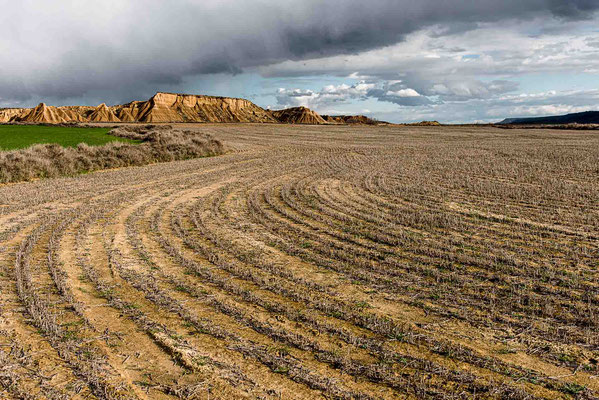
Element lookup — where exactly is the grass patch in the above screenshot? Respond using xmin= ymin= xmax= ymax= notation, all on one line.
xmin=0 ymin=125 xmax=138 ymax=150
xmin=0 ymin=125 xmax=223 ymax=184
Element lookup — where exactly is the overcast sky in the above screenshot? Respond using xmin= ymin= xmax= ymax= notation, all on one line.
xmin=1 ymin=0 xmax=598 ymax=123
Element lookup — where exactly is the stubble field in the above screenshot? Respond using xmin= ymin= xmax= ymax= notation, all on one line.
xmin=0 ymin=124 xmax=597 ymax=399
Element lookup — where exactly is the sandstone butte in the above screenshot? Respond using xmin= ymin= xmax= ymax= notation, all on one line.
xmin=0 ymin=92 xmax=384 ymax=125
xmin=272 ymin=106 xmax=327 ymax=125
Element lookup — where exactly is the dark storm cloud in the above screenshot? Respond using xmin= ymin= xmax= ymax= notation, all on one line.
xmin=0 ymin=0 xmax=598 ymax=105
xmin=547 ymin=0 xmax=599 ymax=18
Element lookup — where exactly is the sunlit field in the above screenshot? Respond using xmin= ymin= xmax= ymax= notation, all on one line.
xmin=0 ymin=124 xmax=597 ymax=399
xmin=0 ymin=124 xmax=136 ymax=150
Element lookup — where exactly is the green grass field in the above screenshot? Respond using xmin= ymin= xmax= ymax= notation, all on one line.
xmin=0 ymin=125 xmax=138 ymax=150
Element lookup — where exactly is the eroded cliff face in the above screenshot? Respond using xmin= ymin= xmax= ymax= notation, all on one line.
xmin=16 ymin=103 xmax=92 ymax=123
xmin=89 ymin=103 xmax=120 ymax=122
xmin=133 ymin=92 xmax=278 ymax=123
xmin=0 ymin=108 xmax=27 ymax=123
xmin=273 ymin=108 xmax=384 ymax=125
xmin=0 ymin=92 xmax=384 ymax=125
xmin=0 ymin=92 xmax=280 ymax=124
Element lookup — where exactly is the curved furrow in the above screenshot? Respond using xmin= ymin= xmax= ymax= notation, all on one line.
xmin=171 ymin=178 xmax=579 ymax=398
xmin=1 ymin=125 xmax=597 ymax=399
xmin=246 ymin=175 xmax=599 ymax=354
xmin=69 ymin=176 xmax=284 ymax=399
xmin=112 ymin=181 xmax=389 ymax=399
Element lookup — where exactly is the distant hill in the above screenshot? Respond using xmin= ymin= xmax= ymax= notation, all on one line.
xmin=405 ymin=121 xmax=441 ymax=126
xmin=272 ymin=106 xmax=327 ymax=124
xmin=500 ymin=111 xmax=599 ymax=125
xmin=321 ymin=115 xmax=382 ymax=125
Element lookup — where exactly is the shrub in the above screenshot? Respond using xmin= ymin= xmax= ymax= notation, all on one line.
xmin=0 ymin=126 xmax=224 ymax=183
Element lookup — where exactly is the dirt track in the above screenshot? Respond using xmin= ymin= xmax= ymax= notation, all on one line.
xmin=0 ymin=124 xmax=598 ymax=399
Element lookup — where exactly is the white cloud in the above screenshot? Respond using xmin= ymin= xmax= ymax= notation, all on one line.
xmin=505 ymin=104 xmax=591 ymax=116
xmin=1 ymin=0 xmax=597 ymax=122
xmin=259 ymin=13 xmax=599 ymax=121
xmin=275 ymin=81 xmax=377 ymax=110
xmin=401 ymin=89 xmax=599 ymax=123
xmin=386 ymin=89 xmax=420 ymax=97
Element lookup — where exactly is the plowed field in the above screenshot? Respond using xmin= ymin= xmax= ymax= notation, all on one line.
xmin=0 ymin=124 xmax=597 ymax=399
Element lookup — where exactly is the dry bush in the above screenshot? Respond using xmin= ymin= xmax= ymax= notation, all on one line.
xmin=0 ymin=126 xmax=224 ymax=183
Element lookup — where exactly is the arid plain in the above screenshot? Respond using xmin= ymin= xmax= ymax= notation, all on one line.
xmin=0 ymin=124 xmax=598 ymax=399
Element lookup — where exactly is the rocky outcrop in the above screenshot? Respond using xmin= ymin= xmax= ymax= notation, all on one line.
xmin=1 ymin=92 xmax=280 ymax=124
xmin=130 ymin=92 xmax=278 ymax=123
xmin=322 ymin=115 xmax=381 ymax=125
xmin=89 ymin=103 xmax=120 ymax=122
xmin=16 ymin=103 xmax=91 ymax=123
xmin=0 ymin=108 xmax=27 ymax=123
xmin=407 ymin=121 xmax=441 ymax=126
xmin=271 ymin=106 xmax=327 ymax=125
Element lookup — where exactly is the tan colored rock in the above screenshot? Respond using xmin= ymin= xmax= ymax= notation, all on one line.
xmin=114 ymin=92 xmax=279 ymax=123
xmin=19 ymin=103 xmax=66 ymax=123
xmin=174 ymin=93 xmax=278 ymax=123
xmin=412 ymin=120 xmax=441 ymax=126
xmin=114 ymin=101 xmax=145 ymax=122
xmin=1 ymin=92 xmax=318 ymax=124
xmin=12 ymin=103 xmax=92 ymax=123
xmin=137 ymin=92 xmax=185 ymax=122
xmin=0 ymin=108 xmax=27 ymax=122
xmin=89 ymin=103 xmax=120 ymax=122
xmin=272 ymin=106 xmax=327 ymax=125
xmin=321 ymin=114 xmax=381 ymax=125
xmin=323 ymin=115 xmax=343 ymax=124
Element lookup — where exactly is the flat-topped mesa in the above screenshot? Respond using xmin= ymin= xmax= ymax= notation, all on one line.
xmin=143 ymin=92 xmax=278 ymax=123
